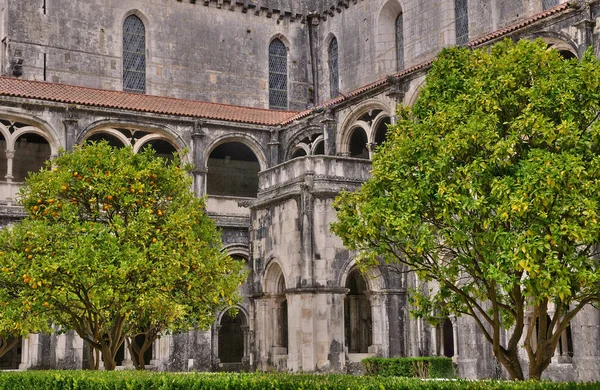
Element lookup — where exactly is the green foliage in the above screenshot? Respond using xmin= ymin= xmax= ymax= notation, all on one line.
xmin=362 ymin=357 xmax=455 ymax=378
xmin=331 ymin=39 xmax=600 ymax=380
xmin=0 ymin=142 xmax=246 ymax=369
xmin=0 ymin=371 xmax=597 ymax=390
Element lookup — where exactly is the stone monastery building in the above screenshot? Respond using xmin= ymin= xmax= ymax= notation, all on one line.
xmin=0 ymin=0 xmax=598 ymax=381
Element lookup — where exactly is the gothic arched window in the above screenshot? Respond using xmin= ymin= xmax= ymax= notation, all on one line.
xmin=123 ymin=15 xmax=146 ymax=94
xmin=328 ymin=37 xmax=339 ymax=99
xmin=455 ymin=0 xmax=469 ymax=46
xmin=269 ymin=39 xmax=288 ymax=110
xmin=396 ymin=13 xmax=404 ymax=70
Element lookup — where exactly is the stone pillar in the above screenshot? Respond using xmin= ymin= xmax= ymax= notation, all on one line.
xmin=299 ymin=173 xmax=314 ymax=287
xmin=386 ymin=291 xmax=407 ymax=357
xmin=321 ymin=110 xmax=337 ymax=156
xmin=191 ymin=121 xmax=207 ymax=198
xmin=121 ymin=338 xmax=134 ymax=368
xmin=451 ymin=316 xmax=459 ymax=362
xmin=63 ymin=118 xmax=79 ymax=151
xmin=386 ymin=75 xmax=406 ymax=119
xmin=19 ymin=336 xmax=30 ymax=369
xmin=368 ymin=293 xmax=386 ymax=355
xmin=4 ymin=149 xmax=14 ymax=182
xmin=575 ymin=3 xmax=595 ymax=57
xmin=268 ymin=129 xmax=280 ymax=167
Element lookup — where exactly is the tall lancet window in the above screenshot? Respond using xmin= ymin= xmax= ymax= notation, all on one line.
xmin=269 ymin=39 xmax=288 ymax=110
xmin=396 ymin=13 xmax=404 ymax=70
xmin=455 ymin=0 xmax=469 ymax=46
xmin=123 ymin=15 xmax=146 ymax=93
xmin=328 ymin=37 xmax=340 ymax=99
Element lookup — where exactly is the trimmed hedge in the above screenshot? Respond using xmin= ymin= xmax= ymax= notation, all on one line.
xmin=0 ymin=371 xmax=597 ymax=390
xmin=362 ymin=357 xmax=455 ymax=378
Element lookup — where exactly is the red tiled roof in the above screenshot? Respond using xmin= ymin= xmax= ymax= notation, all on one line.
xmin=282 ymin=2 xmax=574 ymax=125
xmin=0 ymin=3 xmax=574 ymax=127
xmin=0 ymin=77 xmax=298 ymax=126
xmin=467 ymin=2 xmax=571 ymax=47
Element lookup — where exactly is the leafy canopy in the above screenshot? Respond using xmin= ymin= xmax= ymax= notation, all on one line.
xmin=0 ymin=142 xmax=246 ymax=369
xmin=332 ymin=39 xmax=600 ymax=379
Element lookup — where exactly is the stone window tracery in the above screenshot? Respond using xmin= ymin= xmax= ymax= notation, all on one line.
xmin=396 ymin=13 xmax=404 ymax=70
xmin=328 ymin=37 xmax=340 ymax=99
xmin=123 ymin=15 xmax=146 ymax=94
xmin=455 ymin=0 xmax=469 ymax=46
xmin=269 ymin=39 xmax=288 ymax=110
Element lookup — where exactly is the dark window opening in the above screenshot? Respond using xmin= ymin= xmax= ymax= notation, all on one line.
xmin=139 ymin=139 xmax=177 ymax=162
xmin=313 ymin=141 xmax=324 ymax=155
xmin=0 ymin=133 xmax=6 ymax=179
xmin=85 ymin=133 xmax=127 ymax=149
xmin=345 ymin=270 xmax=372 ymax=353
xmin=442 ymin=318 xmax=454 ymax=357
xmin=13 ymin=133 xmax=51 ymax=182
xmin=558 ymin=50 xmax=576 ymax=60
xmin=328 ymin=37 xmax=340 ymax=99
xmin=207 ymin=142 xmax=260 ymax=198
xmin=349 ymin=128 xmax=369 ymax=159
xmin=374 ymin=117 xmax=391 ymax=148
xmin=269 ymin=39 xmax=288 ymax=110
xmin=218 ymin=311 xmax=246 ymax=363
xmin=123 ymin=15 xmax=146 ymax=94
xmin=291 ymin=148 xmax=307 ymax=159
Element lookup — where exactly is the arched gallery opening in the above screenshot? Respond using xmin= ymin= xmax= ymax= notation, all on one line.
xmin=348 ymin=128 xmax=369 ymax=159
xmin=138 ymin=139 xmax=177 ymax=162
xmin=207 ymin=142 xmax=260 ymax=198
xmin=13 ymin=134 xmax=51 ymax=182
xmin=344 ymin=269 xmax=372 ymax=353
xmin=218 ymin=310 xmax=247 ymax=364
xmin=0 ymin=338 xmax=21 ymax=369
xmin=85 ymin=132 xmax=126 ymax=148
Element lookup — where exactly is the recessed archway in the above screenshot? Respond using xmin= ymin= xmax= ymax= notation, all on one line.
xmin=13 ymin=133 xmax=51 ymax=182
xmin=218 ymin=309 xmax=247 ymax=364
xmin=207 ymin=142 xmax=260 ymax=198
xmin=349 ymin=128 xmax=369 ymax=159
xmin=344 ymin=269 xmax=372 ymax=353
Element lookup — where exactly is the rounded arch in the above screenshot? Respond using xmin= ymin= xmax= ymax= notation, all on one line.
xmin=338 ymin=100 xmax=391 ymax=154
xmin=204 ymin=135 xmax=268 ymax=171
xmin=527 ymin=32 xmax=578 ymax=59
xmin=263 ymin=259 xmax=286 ymax=294
xmin=82 ymin=128 xmax=130 ymax=148
xmin=339 ymin=259 xmax=385 ymax=292
xmin=81 ymin=120 xmax=187 ymax=151
xmin=0 ymin=113 xmax=61 ymax=155
xmin=310 ymin=135 xmax=325 ymax=154
xmin=370 ymin=112 xmax=392 ymax=144
xmin=216 ymin=304 xmax=250 ymax=326
xmin=376 ymin=0 xmax=404 ymax=74
xmin=290 ymin=144 xmax=310 ymax=159
xmin=223 ymin=243 xmax=250 ymax=260
xmin=405 ymin=77 xmax=426 ymax=107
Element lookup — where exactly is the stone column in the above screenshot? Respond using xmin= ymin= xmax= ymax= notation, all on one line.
xmin=386 ymin=291 xmax=407 ymax=357
xmin=321 ymin=110 xmax=337 ymax=156
xmin=451 ymin=316 xmax=459 ymax=361
xmin=386 ymin=75 xmax=406 ymax=123
xmin=368 ymin=293 xmax=386 ymax=355
xmin=191 ymin=121 xmax=207 ymax=197
xmin=19 ymin=336 xmax=30 ymax=369
xmin=300 ymin=172 xmax=314 ymax=287
xmin=4 ymin=149 xmax=14 ymax=182
xmin=268 ymin=129 xmax=280 ymax=167
xmin=121 ymin=338 xmax=134 ymax=368
xmin=63 ymin=118 xmax=79 ymax=151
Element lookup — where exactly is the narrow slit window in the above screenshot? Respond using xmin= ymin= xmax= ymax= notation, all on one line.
xmin=455 ymin=0 xmax=469 ymax=46
xmin=123 ymin=15 xmax=146 ymax=94
xmin=269 ymin=39 xmax=288 ymax=110
xmin=328 ymin=37 xmax=339 ymax=99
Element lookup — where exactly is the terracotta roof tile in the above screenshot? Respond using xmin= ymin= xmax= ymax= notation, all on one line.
xmin=0 ymin=77 xmax=298 ymax=126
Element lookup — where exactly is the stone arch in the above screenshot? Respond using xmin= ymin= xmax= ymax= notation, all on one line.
xmin=217 ymin=306 xmax=249 ymax=365
xmin=204 ymin=135 xmax=267 ymax=172
xmin=405 ymin=76 xmax=426 ymax=107
xmin=338 ymin=100 xmax=391 ymax=157
xmin=80 ymin=120 xmax=187 ymax=150
xmin=205 ymin=135 xmax=265 ymax=198
xmin=223 ymin=243 xmax=250 ymax=260
xmin=371 ymin=112 xmax=392 ymax=148
xmin=310 ymin=135 xmax=325 ymax=155
xmin=376 ymin=0 xmax=404 ymax=75
xmin=12 ymin=132 xmax=52 ymax=182
xmin=344 ymin=269 xmax=373 ymax=354
xmin=262 ymin=259 xmax=288 ymax=356
xmin=0 ymin=113 xmax=60 ymax=155
xmin=82 ymin=128 xmax=130 ymax=148
xmin=527 ymin=32 xmax=578 ymax=59
xmin=339 ymin=259 xmax=385 ymax=292
xmin=290 ymin=144 xmax=310 ymax=159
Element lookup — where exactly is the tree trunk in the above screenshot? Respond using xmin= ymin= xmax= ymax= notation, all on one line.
xmin=0 ymin=337 xmax=19 ymax=360
xmin=101 ymin=344 xmax=117 ymax=371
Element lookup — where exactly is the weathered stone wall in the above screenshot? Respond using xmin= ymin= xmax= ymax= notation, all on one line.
xmin=3 ymin=0 xmax=311 ymax=110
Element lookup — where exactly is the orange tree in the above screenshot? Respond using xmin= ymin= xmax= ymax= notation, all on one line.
xmin=332 ymin=40 xmax=600 ymax=380
xmin=0 ymin=142 xmax=245 ymax=370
